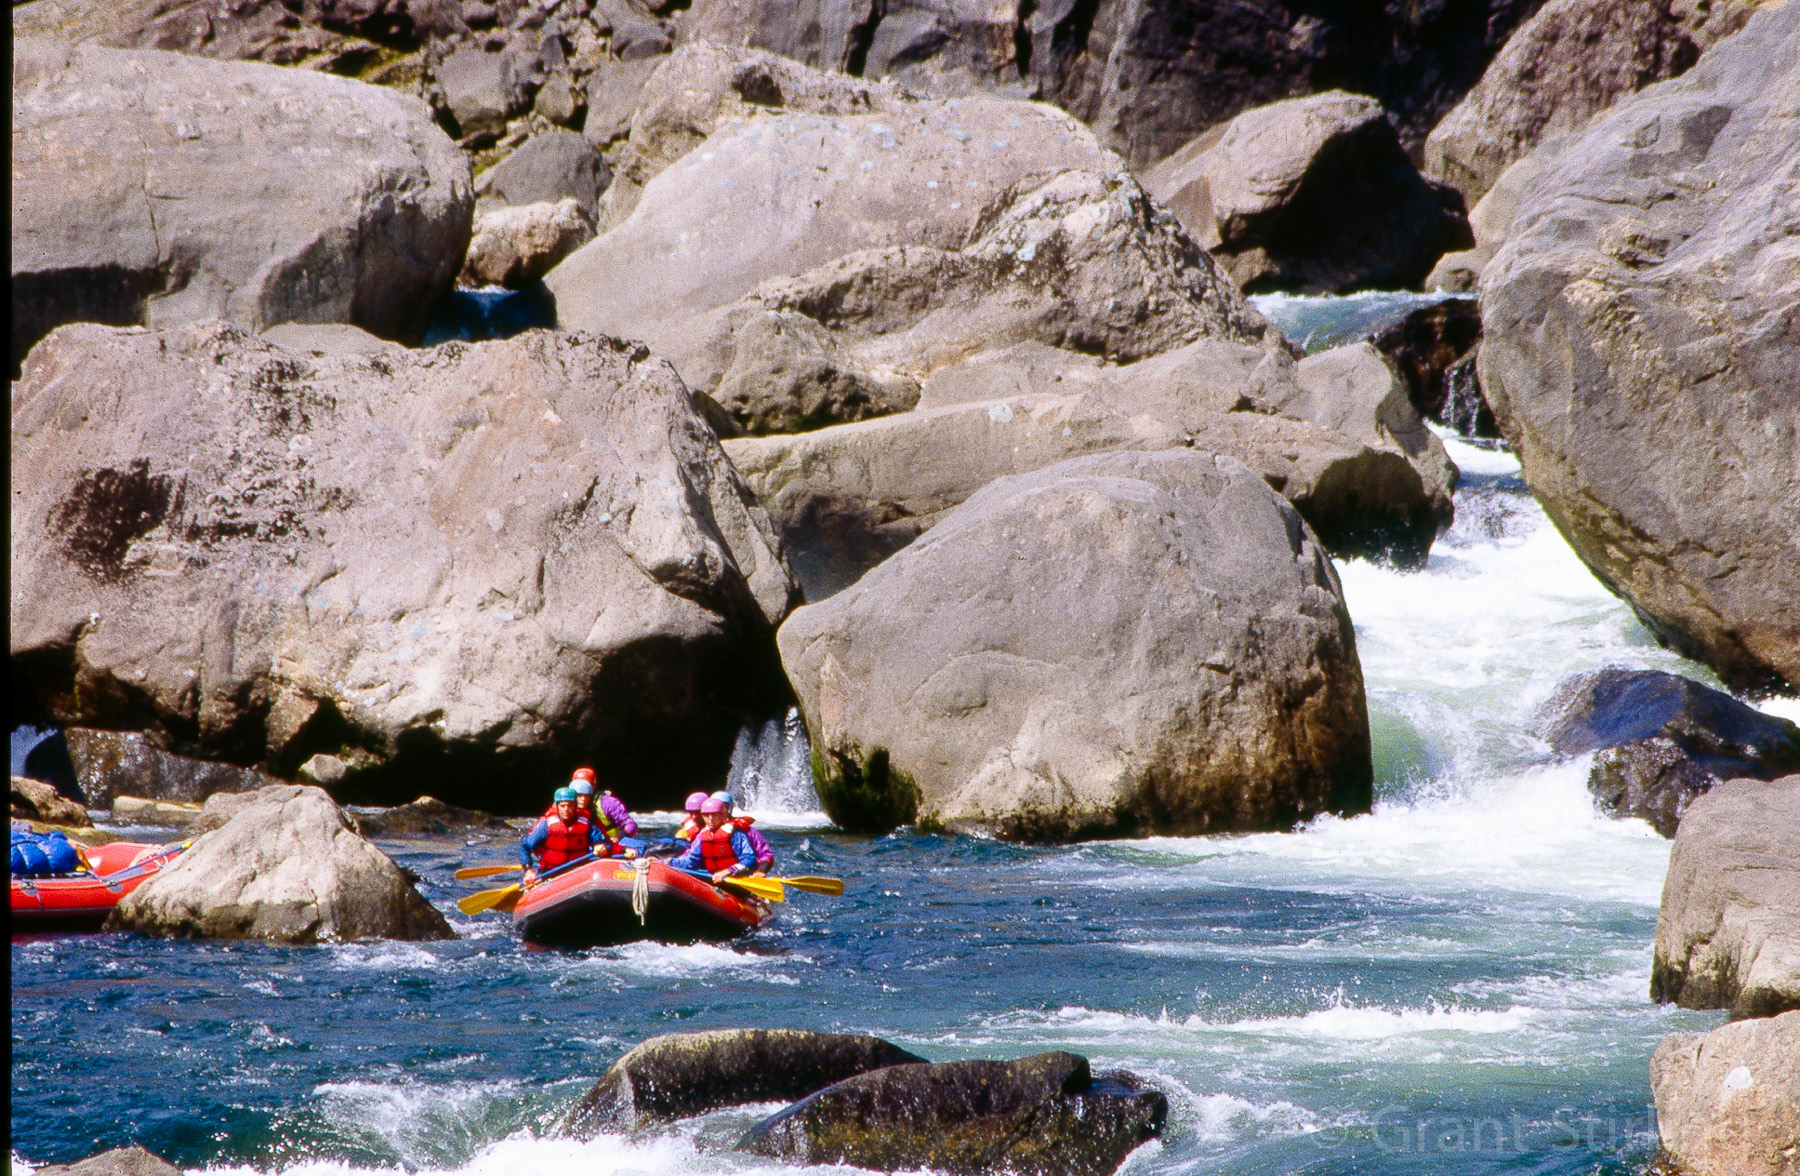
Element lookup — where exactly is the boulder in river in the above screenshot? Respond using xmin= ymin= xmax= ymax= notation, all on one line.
xmin=108 ymin=783 xmax=453 ymax=942
xmin=777 ymin=448 xmax=1373 ymax=840
xmin=564 ymin=1028 xmax=927 ymax=1135
xmin=10 ymin=40 xmax=472 ymax=373
xmin=1543 ymin=669 xmax=1800 ymax=837
xmin=1367 ymin=299 xmax=1496 ymax=439
xmin=742 ymin=1050 xmax=1167 ymax=1176
xmin=63 ymin=729 xmax=285 ymax=813
xmin=10 ymin=322 xmax=795 ymax=810
xmin=1140 ymin=91 xmax=1471 ymax=295
xmin=354 ymin=796 xmax=515 ymax=839
xmin=1650 ymin=1009 xmax=1800 ymax=1176
xmin=10 ymin=776 xmax=90 ymax=828
xmin=1478 ymin=5 xmax=1800 ymax=694
xmin=30 ymin=1146 xmax=183 ymax=1176
xmin=459 ymin=199 xmax=595 ymax=290
xmin=1651 ymin=776 xmax=1800 ymax=1019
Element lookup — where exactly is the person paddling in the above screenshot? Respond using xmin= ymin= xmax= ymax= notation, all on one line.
xmin=519 ymin=787 xmax=604 ymax=885
xmin=671 ymin=796 xmax=755 ymax=884
xmin=570 ymin=768 xmax=643 ymax=854
xmin=714 ymin=791 xmax=776 ymax=876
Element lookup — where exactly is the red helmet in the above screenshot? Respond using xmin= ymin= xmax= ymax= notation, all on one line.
xmin=571 ymin=767 xmax=597 ymax=784
xmin=685 ymin=791 xmax=710 ymax=812
xmin=700 ymin=797 xmax=728 ymax=815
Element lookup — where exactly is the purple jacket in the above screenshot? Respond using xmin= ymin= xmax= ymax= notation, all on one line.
xmin=735 ymin=818 xmax=776 ymax=868
xmin=591 ymin=793 xmax=638 ymax=839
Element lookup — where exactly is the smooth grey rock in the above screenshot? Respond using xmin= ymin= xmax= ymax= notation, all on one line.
xmin=10 ymin=775 xmax=90 ymax=827
xmin=1425 ymin=135 xmax=1572 ymax=292
xmin=1651 ymin=1010 xmax=1800 ymax=1176
xmin=581 ymin=56 xmax=665 ymax=148
xmin=777 ymin=448 xmax=1372 ymax=840
xmin=438 ymin=43 xmax=529 ymax=137
xmin=11 ymin=40 xmax=472 ymax=371
xmin=10 ymin=323 xmax=796 ymax=809
xmin=1140 ymin=91 xmax=1471 ymax=295
xmin=111 ymin=796 xmax=207 ymax=827
xmin=31 ymin=1147 xmax=182 ymax=1176
xmin=532 ymin=72 xmax=581 ymax=124
xmin=564 ymin=1029 xmax=927 ymax=1135
xmin=460 ymin=198 xmax=595 ymax=288
xmin=1652 ymin=776 xmax=1800 ymax=1019
xmin=64 ymin=729 xmax=284 ymax=812
xmin=742 ymin=1051 xmax=1168 ymax=1176
xmin=476 ymin=129 xmax=609 ymax=220
xmin=108 ymin=784 xmax=454 ymax=941
xmin=1478 ymin=6 xmax=1800 ymax=693
xmin=260 ymin=323 xmax=399 ymax=357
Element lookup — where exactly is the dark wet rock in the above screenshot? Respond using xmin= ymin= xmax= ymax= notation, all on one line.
xmin=1369 ymin=298 xmax=1496 ymax=438
xmin=742 ymin=1050 xmax=1167 ymax=1176
xmin=1140 ymin=92 xmax=1471 ymax=295
xmin=1543 ymin=669 xmax=1800 ymax=837
xmin=21 ymin=730 xmax=79 ymax=798
xmin=778 ymin=449 xmax=1372 ymax=840
xmin=64 ymin=729 xmax=286 ymax=813
xmin=356 ymin=795 xmax=515 ymax=838
xmin=1479 ymin=6 xmax=1800 ymax=693
xmin=31 ymin=1146 xmax=183 ymax=1176
xmin=109 ymin=784 xmax=454 ymax=942
xmin=1651 ymin=775 xmax=1800 ymax=1019
xmin=564 ymin=1028 xmax=927 ymax=1135
xmin=11 ymin=776 xmax=91 ymax=827
xmin=11 ymin=40 xmax=472 ymax=373
xmin=1652 ymin=1009 xmax=1800 ymax=1176
xmin=475 ymin=129 xmax=609 ymax=221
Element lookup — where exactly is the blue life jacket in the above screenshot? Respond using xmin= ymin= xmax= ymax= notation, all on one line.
xmin=11 ymin=829 xmax=81 ymax=877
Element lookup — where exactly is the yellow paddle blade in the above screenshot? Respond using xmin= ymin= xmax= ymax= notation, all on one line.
xmin=775 ymin=875 xmax=845 ymax=896
xmin=454 ymin=864 xmax=523 ymax=881
xmin=721 ymin=875 xmax=785 ymax=902
xmin=457 ymin=883 xmax=521 ymax=915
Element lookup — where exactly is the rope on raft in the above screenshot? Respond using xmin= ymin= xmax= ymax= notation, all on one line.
xmin=631 ymin=857 xmax=650 ymax=925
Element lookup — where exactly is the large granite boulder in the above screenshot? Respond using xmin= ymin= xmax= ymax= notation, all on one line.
xmin=1651 ymin=1010 xmax=1800 ymax=1176
xmin=108 ymin=784 xmax=454 ymax=941
xmin=11 ymin=41 xmax=472 ymax=373
xmin=1424 ymin=0 xmax=1759 ymax=203
xmin=742 ymin=1050 xmax=1167 ymax=1176
xmin=1542 ymin=669 xmax=1800 ymax=837
xmin=564 ymin=1029 xmax=927 ymax=1135
xmin=1478 ymin=6 xmax=1800 ymax=694
xmin=11 ymin=776 xmax=90 ymax=828
xmin=1652 ymin=776 xmax=1800 ymax=1019
xmin=10 ymin=323 xmax=796 ymax=810
xmin=1140 ymin=92 xmax=1471 ymax=294
xmin=64 ymin=728 xmax=286 ymax=812
xmin=685 ymin=0 xmax=1547 ymax=169
xmin=459 ymin=199 xmax=595 ymax=290
xmin=777 ymin=449 xmax=1372 ymax=839
xmin=30 ymin=1147 xmax=183 ymax=1176
xmin=1425 ymin=135 xmax=1573 ymax=292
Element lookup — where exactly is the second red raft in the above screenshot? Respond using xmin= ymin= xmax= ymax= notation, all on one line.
xmin=512 ymin=857 xmax=767 ymax=947
xmin=11 ymin=840 xmax=185 ymax=933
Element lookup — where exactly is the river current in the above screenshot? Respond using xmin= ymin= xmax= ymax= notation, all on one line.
xmin=15 ymin=296 xmax=1795 ymax=1176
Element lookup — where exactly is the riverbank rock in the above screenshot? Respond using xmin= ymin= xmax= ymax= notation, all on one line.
xmin=742 ymin=1050 xmax=1167 ymax=1176
xmin=111 ymin=797 xmax=206 ymax=828
xmin=1543 ymin=669 xmax=1800 ymax=837
xmin=1651 ymin=776 xmax=1800 ymax=1019
xmin=565 ymin=1029 xmax=927 ymax=1135
xmin=11 ymin=41 xmax=472 ymax=373
xmin=108 ymin=784 xmax=452 ymax=941
xmin=1141 ymin=92 xmax=1471 ymax=294
xmin=1478 ymin=6 xmax=1800 ymax=694
xmin=63 ymin=729 xmax=285 ymax=813
xmin=1369 ymin=299 xmax=1496 ymax=438
xmin=10 ymin=323 xmax=795 ymax=811
xmin=459 ymin=199 xmax=595 ymax=289
xmin=355 ymin=796 xmax=515 ymax=838
xmin=11 ymin=776 xmax=90 ymax=828
xmin=1424 ymin=0 xmax=1758 ymax=203
xmin=1651 ymin=1010 xmax=1800 ymax=1176
xmin=777 ymin=449 xmax=1372 ymax=840
xmin=474 ymin=131 xmax=609 ymax=222
xmin=30 ymin=1147 xmax=182 ymax=1176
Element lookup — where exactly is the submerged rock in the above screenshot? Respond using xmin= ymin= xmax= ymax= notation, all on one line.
xmin=1651 ymin=1010 xmax=1800 ymax=1176
xmin=63 ymin=729 xmax=284 ymax=813
xmin=777 ymin=449 xmax=1372 ymax=840
xmin=10 ymin=776 xmax=90 ymax=828
xmin=1543 ymin=669 xmax=1800 ymax=837
xmin=1479 ymin=6 xmax=1800 ymax=693
xmin=31 ymin=1147 xmax=182 ymax=1176
xmin=1651 ymin=776 xmax=1800 ymax=1019
xmin=742 ymin=1050 xmax=1167 ymax=1176
xmin=564 ymin=1028 xmax=926 ymax=1135
xmin=109 ymin=784 xmax=453 ymax=942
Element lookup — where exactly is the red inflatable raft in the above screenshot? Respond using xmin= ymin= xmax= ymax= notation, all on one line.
xmin=512 ymin=857 xmax=767 ymax=947
xmin=11 ymin=840 xmax=185 ymax=932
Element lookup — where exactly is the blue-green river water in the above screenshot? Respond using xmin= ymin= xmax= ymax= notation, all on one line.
xmin=17 ymin=299 xmax=1794 ymax=1176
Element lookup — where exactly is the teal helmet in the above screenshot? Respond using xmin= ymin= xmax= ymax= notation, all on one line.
xmin=553 ymin=786 xmax=578 ymax=803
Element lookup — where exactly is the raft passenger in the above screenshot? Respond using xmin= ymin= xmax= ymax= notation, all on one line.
xmin=714 ymin=791 xmax=775 ymax=876
xmin=570 ymin=768 xmax=643 ymax=854
xmin=671 ymin=796 xmax=755 ymax=884
xmin=519 ymin=787 xmax=603 ymax=884
xmin=673 ymin=791 xmax=709 ymax=849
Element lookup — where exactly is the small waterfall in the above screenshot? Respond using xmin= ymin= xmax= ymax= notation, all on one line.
xmin=724 ymin=707 xmax=818 ymax=813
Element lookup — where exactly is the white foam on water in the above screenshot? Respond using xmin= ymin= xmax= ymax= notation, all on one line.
xmin=1435 ymin=431 xmax=1521 ymax=478
xmin=325 ymin=941 xmax=452 ymax=972
xmin=1182 ymin=1091 xmax=1321 ymax=1143
xmin=1757 ymin=695 xmax=1800 ymax=725
xmin=559 ymin=939 xmax=812 ymax=982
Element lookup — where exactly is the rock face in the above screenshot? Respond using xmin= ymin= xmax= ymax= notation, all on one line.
xmin=64 ymin=728 xmax=286 ymax=812
xmin=1141 ymin=92 xmax=1471 ymax=294
xmin=1543 ymin=669 xmax=1800 ymax=837
xmin=777 ymin=449 xmax=1372 ymax=840
xmin=10 ymin=323 xmax=796 ymax=810
xmin=355 ymin=796 xmax=515 ymax=838
xmin=564 ymin=1029 xmax=928 ymax=1136
xmin=1478 ymin=6 xmax=1800 ymax=694
xmin=1651 ymin=1010 xmax=1800 ymax=1176
xmin=108 ymin=784 xmax=454 ymax=941
xmin=1424 ymin=0 xmax=1759 ymax=203
xmin=1652 ymin=776 xmax=1800 ymax=1019
xmin=11 ymin=776 xmax=90 ymax=827
xmin=30 ymin=1147 xmax=183 ymax=1176
xmin=11 ymin=41 xmax=472 ymax=372
xmin=742 ymin=1050 xmax=1167 ymax=1176
xmin=1369 ymin=299 xmax=1495 ymax=438
xmin=459 ymin=199 xmax=595 ymax=289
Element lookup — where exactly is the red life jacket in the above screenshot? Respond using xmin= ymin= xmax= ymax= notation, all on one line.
xmin=538 ymin=814 xmax=594 ymax=870
xmin=697 ymin=823 xmax=741 ymax=874
xmin=677 ymin=816 xmax=701 ymax=843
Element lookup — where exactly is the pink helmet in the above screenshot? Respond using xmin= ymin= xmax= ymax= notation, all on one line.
xmin=684 ymin=791 xmax=709 ymax=813
xmin=700 ymin=796 xmax=729 ymax=815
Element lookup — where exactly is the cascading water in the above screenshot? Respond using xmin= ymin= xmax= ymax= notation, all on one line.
xmin=723 ymin=707 xmax=820 ymax=815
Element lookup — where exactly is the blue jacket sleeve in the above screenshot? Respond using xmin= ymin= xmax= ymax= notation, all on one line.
xmin=519 ymin=818 xmax=549 ymax=867
xmin=729 ymin=831 xmax=757 ymax=871
xmin=671 ymin=838 xmax=706 ymax=872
